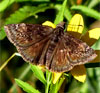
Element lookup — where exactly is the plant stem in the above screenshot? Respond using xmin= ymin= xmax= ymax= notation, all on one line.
xmin=45 ymin=71 xmax=52 ymax=93
xmin=57 ymin=77 xmax=65 ymax=91
xmin=0 ymin=52 xmax=18 ymax=72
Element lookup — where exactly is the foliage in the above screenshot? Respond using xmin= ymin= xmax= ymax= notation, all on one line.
xmin=71 ymin=5 xmax=100 ymax=20
xmin=0 ymin=0 xmax=100 ymax=93
xmin=92 ymin=38 xmax=100 ymax=50
xmin=54 ymin=0 xmax=67 ymax=24
xmin=30 ymin=64 xmax=46 ymax=85
xmin=15 ymin=79 xmax=40 ymax=93
xmin=0 ymin=4 xmax=52 ymax=40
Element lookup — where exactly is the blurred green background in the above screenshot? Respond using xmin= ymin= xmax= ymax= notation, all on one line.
xmin=0 ymin=0 xmax=100 ymax=93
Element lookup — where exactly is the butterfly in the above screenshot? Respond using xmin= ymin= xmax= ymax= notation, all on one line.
xmin=4 ymin=22 xmax=97 ymax=72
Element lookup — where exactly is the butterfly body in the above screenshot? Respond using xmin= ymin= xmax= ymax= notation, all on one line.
xmin=4 ymin=22 xmax=97 ymax=72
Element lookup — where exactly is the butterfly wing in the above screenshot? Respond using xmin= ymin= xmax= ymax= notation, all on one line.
xmin=4 ymin=22 xmax=97 ymax=72
xmin=4 ymin=23 xmax=53 ymax=47
xmin=49 ymin=40 xmax=72 ymax=72
xmin=17 ymin=36 xmax=51 ymax=64
xmin=4 ymin=23 xmax=53 ymax=64
xmin=49 ymin=32 xmax=97 ymax=72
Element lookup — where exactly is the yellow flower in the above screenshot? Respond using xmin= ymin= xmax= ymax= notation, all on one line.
xmin=42 ymin=14 xmax=100 ymax=84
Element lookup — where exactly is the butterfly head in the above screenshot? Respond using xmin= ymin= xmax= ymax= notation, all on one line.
xmin=56 ymin=22 xmax=66 ymax=29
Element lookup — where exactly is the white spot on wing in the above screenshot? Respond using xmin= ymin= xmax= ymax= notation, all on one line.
xmin=60 ymin=50 xmax=63 ymax=52
xmin=15 ymin=24 xmax=19 ymax=29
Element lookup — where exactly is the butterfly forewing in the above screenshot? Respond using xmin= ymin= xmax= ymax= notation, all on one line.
xmin=4 ymin=23 xmax=53 ymax=64
xmin=63 ymin=32 xmax=97 ymax=64
xmin=4 ymin=23 xmax=53 ymax=47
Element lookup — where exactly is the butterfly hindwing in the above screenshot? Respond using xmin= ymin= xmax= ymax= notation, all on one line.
xmin=50 ymin=40 xmax=72 ymax=72
xmin=45 ymin=27 xmax=64 ymax=70
xmin=17 ymin=36 xmax=51 ymax=64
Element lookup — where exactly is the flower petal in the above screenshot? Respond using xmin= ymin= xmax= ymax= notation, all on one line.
xmin=70 ymin=65 xmax=86 ymax=83
xmin=67 ymin=14 xmax=84 ymax=34
xmin=81 ymin=28 xmax=100 ymax=46
xmin=42 ymin=21 xmax=56 ymax=28
xmin=37 ymin=65 xmax=45 ymax=69
xmin=88 ymin=28 xmax=100 ymax=40
xmin=53 ymin=72 xmax=62 ymax=84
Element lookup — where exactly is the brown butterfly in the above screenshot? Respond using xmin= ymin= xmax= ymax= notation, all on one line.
xmin=4 ymin=22 xmax=97 ymax=72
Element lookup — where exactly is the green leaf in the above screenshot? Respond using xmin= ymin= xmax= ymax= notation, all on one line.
xmin=71 ymin=5 xmax=100 ymax=20
xmin=0 ymin=0 xmax=15 ymax=12
xmin=15 ymin=79 xmax=40 ymax=93
xmin=64 ymin=6 xmax=72 ymax=21
xmin=0 ymin=4 xmax=52 ymax=40
xmin=55 ymin=4 xmax=72 ymax=22
xmin=30 ymin=64 xmax=46 ymax=85
xmin=68 ymin=79 xmax=82 ymax=93
xmin=0 ymin=28 xmax=6 ymax=40
xmin=87 ymin=68 xmax=97 ymax=93
xmin=5 ymin=4 xmax=51 ymax=24
xmin=16 ymin=0 xmax=50 ymax=2
xmin=88 ymin=0 xmax=100 ymax=8
xmin=54 ymin=0 xmax=67 ymax=24
xmin=79 ymin=82 xmax=88 ymax=93
xmin=91 ymin=38 xmax=100 ymax=50
xmin=95 ymin=68 xmax=100 ymax=93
